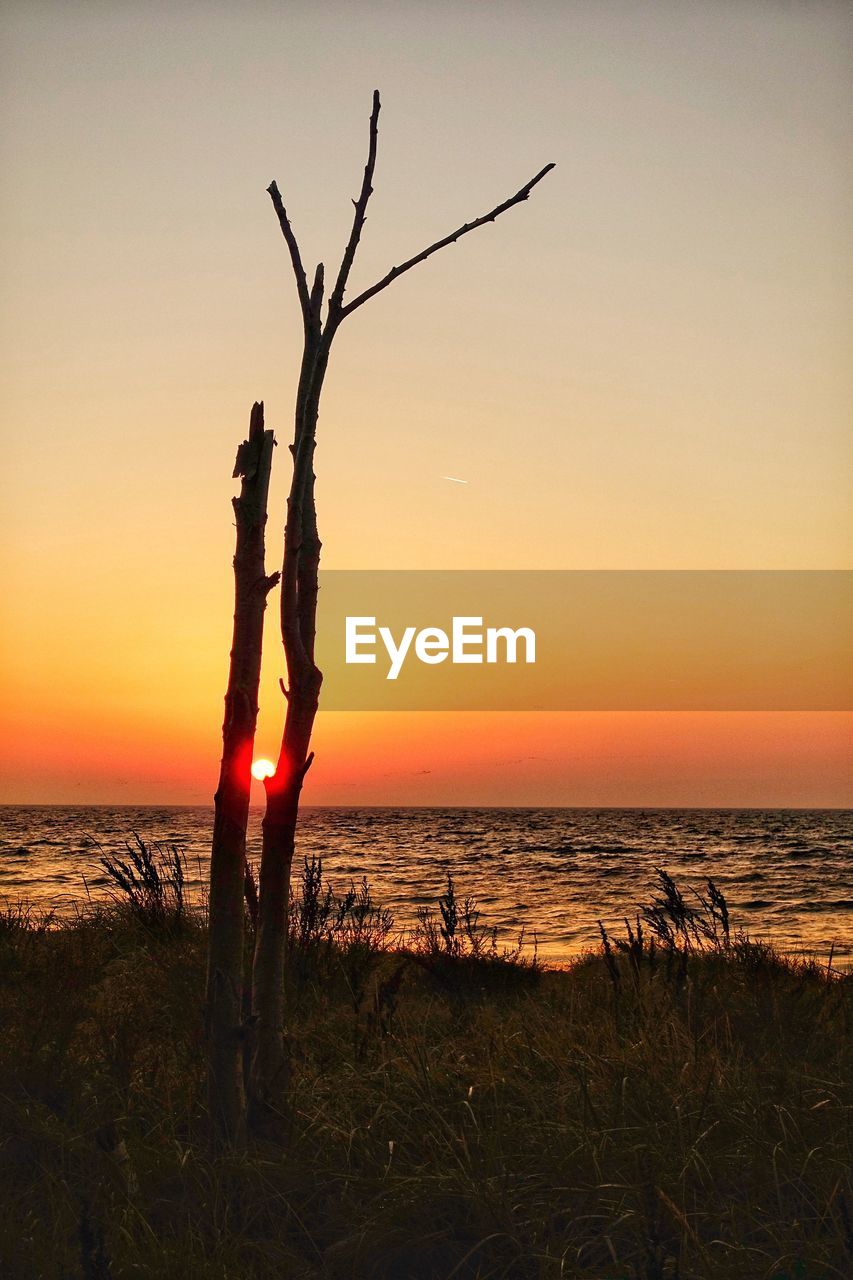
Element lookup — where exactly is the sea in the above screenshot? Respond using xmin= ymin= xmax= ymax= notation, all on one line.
xmin=0 ymin=806 xmax=850 ymax=967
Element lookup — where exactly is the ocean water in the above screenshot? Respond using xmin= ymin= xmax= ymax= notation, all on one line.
xmin=0 ymin=806 xmax=850 ymax=966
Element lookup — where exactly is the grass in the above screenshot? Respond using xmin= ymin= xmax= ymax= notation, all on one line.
xmin=0 ymin=857 xmax=849 ymax=1279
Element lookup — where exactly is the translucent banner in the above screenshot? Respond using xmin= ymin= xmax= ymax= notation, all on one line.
xmin=313 ymin=571 xmax=852 ymax=710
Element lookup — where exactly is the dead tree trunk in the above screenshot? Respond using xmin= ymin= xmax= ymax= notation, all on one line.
xmin=206 ymin=401 xmax=278 ymax=1147
xmin=248 ymin=90 xmax=553 ymax=1136
xmin=249 ymin=290 xmax=327 ymax=1132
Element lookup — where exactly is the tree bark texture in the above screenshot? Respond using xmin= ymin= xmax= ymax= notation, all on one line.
xmin=249 ymin=302 xmax=327 ymax=1136
xmin=206 ymin=401 xmax=277 ymax=1147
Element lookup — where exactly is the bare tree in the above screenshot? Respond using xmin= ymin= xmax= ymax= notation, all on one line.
xmin=206 ymin=402 xmax=277 ymax=1147
xmin=248 ymin=90 xmax=553 ymax=1135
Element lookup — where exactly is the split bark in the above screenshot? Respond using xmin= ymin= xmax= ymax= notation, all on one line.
xmin=206 ymin=401 xmax=278 ymax=1147
xmin=248 ymin=90 xmax=553 ymax=1136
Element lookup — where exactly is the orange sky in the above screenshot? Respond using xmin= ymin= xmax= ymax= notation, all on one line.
xmin=1 ymin=2 xmax=851 ymax=806
xmin=3 ymin=703 xmax=851 ymax=808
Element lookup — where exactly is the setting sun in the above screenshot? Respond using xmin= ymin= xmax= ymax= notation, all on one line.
xmin=250 ymin=758 xmax=276 ymax=781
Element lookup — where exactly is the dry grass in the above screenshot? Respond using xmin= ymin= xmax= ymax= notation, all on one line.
xmin=0 ymin=867 xmax=849 ymax=1279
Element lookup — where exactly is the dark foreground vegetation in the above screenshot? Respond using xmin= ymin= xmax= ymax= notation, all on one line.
xmin=0 ymin=849 xmax=849 ymax=1280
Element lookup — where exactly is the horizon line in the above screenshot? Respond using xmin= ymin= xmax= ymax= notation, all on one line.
xmin=1 ymin=801 xmax=850 ymax=813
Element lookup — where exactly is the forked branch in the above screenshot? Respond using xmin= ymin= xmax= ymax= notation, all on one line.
xmin=249 ymin=96 xmax=553 ymax=1139
xmin=268 ymin=91 xmax=554 ymax=335
xmin=339 ymin=160 xmax=555 ymax=320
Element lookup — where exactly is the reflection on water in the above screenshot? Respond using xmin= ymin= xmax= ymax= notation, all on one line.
xmin=0 ymin=806 xmax=850 ymax=966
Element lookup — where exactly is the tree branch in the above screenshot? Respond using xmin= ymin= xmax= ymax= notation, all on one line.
xmin=266 ymin=181 xmax=311 ymax=326
xmin=327 ymin=89 xmax=381 ymax=324
xmin=339 ymin=162 xmax=555 ymax=320
xmin=307 ymin=262 xmax=325 ymax=337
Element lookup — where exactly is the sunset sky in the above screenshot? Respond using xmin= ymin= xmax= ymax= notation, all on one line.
xmin=1 ymin=1 xmax=851 ymax=805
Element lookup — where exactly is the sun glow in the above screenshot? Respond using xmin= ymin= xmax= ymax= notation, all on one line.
xmin=250 ymin=758 xmax=276 ymax=781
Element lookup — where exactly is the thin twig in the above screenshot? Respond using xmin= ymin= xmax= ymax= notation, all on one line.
xmin=339 ymin=161 xmax=555 ymax=319
xmin=266 ymin=181 xmax=311 ymax=325
xmin=328 ymin=89 xmax=381 ymax=323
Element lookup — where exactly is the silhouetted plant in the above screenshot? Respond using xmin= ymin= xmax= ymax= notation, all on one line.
xmin=438 ymin=872 xmax=460 ymax=955
xmin=413 ymin=874 xmax=530 ymax=967
xmin=98 ymin=834 xmax=185 ymax=928
xmin=617 ymin=913 xmax=657 ymax=975
xmin=639 ymin=869 xmax=731 ymax=954
xmin=289 ymin=856 xmax=336 ymax=953
xmin=599 ymin=921 xmax=621 ymax=995
xmin=0 ymin=900 xmax=55 ymax=937
xmin=336 ymin=877 xmax=394 ymax=952
xmin=286 ymin=858 xmax=394 ymax=958
xmin=698 ymin=877 xmax=731 ymax=948
xmin=599 ymin=872 xmax=735 ymax=994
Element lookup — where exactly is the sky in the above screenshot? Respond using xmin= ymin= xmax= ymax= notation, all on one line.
xmin=1 ymin=0 xmax=851 ymax=805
